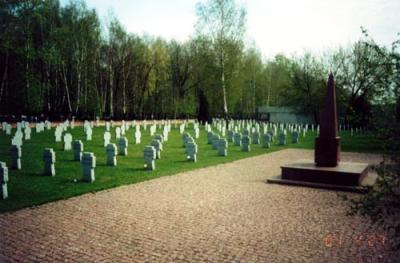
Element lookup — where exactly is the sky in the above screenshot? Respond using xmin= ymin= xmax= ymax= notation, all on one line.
xmin=61 ymin=0 xmax=400 ymax=58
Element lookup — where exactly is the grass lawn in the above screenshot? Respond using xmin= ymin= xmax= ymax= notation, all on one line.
xmin=0 ymin=124 xmax=382 ymax=213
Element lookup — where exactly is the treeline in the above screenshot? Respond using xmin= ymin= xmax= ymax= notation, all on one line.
xmin=0 ymin=0 xmax=399 ymax=125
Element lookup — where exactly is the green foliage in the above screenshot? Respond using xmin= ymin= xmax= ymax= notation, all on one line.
xmin=0 ymin=0 xmax=398 ymax=125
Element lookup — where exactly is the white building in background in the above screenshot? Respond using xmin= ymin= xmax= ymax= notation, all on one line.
xmin=257 ymin=106 xmax=314 ymax=124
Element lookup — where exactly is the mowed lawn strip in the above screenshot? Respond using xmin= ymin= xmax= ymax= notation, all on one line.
xmin=0 ymin=125 xmax=381 ymax=212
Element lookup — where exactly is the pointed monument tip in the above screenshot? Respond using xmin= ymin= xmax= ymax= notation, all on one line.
xmin=328 ymin=73 xmax=335 ymax=86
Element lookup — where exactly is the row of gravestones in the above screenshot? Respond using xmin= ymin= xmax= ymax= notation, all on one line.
xmin=0 ymin=135 xmax=166 ymax=199
xmin=207 ymin=129 xmax=301 ymax=156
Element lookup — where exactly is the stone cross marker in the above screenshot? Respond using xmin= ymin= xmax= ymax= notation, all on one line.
xmin=104 ymin=131 xmax=111 ymax=147
xmin=115 ymin=127 xmax=121 ymax=139
xmin=6 ymin=124 xmax=11 ymax=135
xmin=234 ymin=132 xmax=242 ymax=147
xmin=55 ymin=127 xmax=63 ymax=142
xmin=263 ymin=134 xmax=271 ymax=148
xmin=151 ymin=139 xmax=162 ymax=159
xmin=186 ymin=142 xmax=198 ymax=162
xmin=43 ymin=148 xmax=56 ymax=176
xmin=143 ymin=146 xmax=156 ymax=170
xmin=278 ymin=132 xmax=286 ymax=146
xmin=291 ymin=131 xmax=299 ymax=144
xmin=252 ymin=131 xmax=260 ymax=144
xmin=207 ymin=131 xmax=214 ymax=144
xmin=10 ymin=145 xmax=22 ymax=170
xmin=241 ymin=135 xmax=251 ymax=152
xmin=227 ymin=130 xmax=234 ymax=142
xmin=135 ymin=130 xmax=141 ymax=144
xmin=118 ymin=137 xmax=128 ymax=156
xmin=86 ymin=127 xmax=93 ymax=141
xmin=73 ymin=140 xmax=84 ymax=161
xmin=106 ymin=143 xmax=117 ymax=166
xmin=81 ymin=152 xmax=96 ymax=183
xmin=0 ymin=162 xmax=9 ymax=199
xmin=24 ymin=126 xmax=31 ymax=140
xmin=218 ymin=138 xmax=228 ymax=156
xmin=194 ymin=127 xmax=200 ymax=139
xmin=212 ymin=134 xmax=220 ymax=150
xmin=154 ymin=134 xmax=164 ymax=144
xmin=63 ymin=133 xmax=73 ymax=151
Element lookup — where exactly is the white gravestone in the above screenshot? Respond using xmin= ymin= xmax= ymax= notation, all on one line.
xmin=63 ymin=133 xmax=73 ymax=151
xmin=55 ymin=127 xmax=63 ymax=142
xmin=115 ymin=127 xmax=121 ymax=139
xmin=86 ymin=127 xmax=92 ymax=141
xmin=135 ymin=130 xmax=141 ymax=144
xmin=24 ymin=126 xmax=31 ymax=140
xmin=104 ymin=131 xmax=111 ymax=147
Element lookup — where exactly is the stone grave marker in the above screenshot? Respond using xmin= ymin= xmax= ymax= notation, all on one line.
xmin=144 ymin=146 xmax=156 ymax=170
xmin=0 ymin=162 xmax=9 ymax=199
xmin=241 ymin=135 xmax=251 ymax=152
xmin=292 ymin=131 xmax=299 ymax=144
xmin=118 ymin=137 xmax=128 ymax=156
xmin=86 ymin=127 xmax=93 ymax=141
xmin=10 ymin=145 xmax=21 ymax=170
xmin=151 ymin=139 xmax=162 ymax=159
xmin=6 ymin=124 xmax=11 ymax=135
xmin=207 ymin=131 xmax=214 ymax=144
xmin=154 ymin=134 xmax=164 ymax=144
xmin=263 ymin=134 xmax=271 ymax=148
xmin=186 ymin=142 xmax=198 ymax=162
xmin=73 ymin=140 xmax=84 ymax=161
xmin=227 ymin=130 xmax=234 ymax=142
xmin=212 ymin=134 xmax=220 ymax=150
xmin=55 ymin=127 xmax=63 ymax=142
xmin=81 ymin=152 xmax=96 ymax=183
xmin=233 ymin=132 xmax=242 ymax=146
xmin=43 ymin=148 xmax=56 ymax=176
xmin=104 ymin=131 xmax=111 ymax=147
xmin=218 ymin=138 xmax=228 ymax=156
xmin=252 ymin=131 xmax=260 ymax=144
xmin=115 ymin=127 xmax=121 ymax=139
xmin=24 ymin=126 xmax=31 ymax=140
xmin=278 ymin=132 xmax=286 ymax=146
xmin=63 ymin=133 xmax=73 ymax=150
xmin=135 ymin=130 xmax=141 ymax=144
xmin=106 ymin=143 xmax=117 ymax=166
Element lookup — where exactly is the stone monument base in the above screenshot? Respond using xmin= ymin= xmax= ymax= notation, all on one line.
xmin=267 ymin=160 xmax=371 ymax=192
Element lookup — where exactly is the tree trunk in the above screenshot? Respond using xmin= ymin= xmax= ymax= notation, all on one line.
xmin=61 ymin=63 xmax=73 ymax=113
xmin=0 ymin=50 xmax=9 ymax=106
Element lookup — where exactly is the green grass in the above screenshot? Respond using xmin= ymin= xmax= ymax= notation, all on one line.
xmin=0 ymin=125 xmax=382 ymax=213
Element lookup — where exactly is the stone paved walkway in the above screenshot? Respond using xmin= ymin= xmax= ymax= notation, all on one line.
xmin=0 ymin=149 xmax=391 ymax=262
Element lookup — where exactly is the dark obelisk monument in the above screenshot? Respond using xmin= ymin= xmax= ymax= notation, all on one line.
xmin=315 ymin=73 xmax=340 ymax=167
xmin=267 ymin=74 xmax=370 ymax=191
